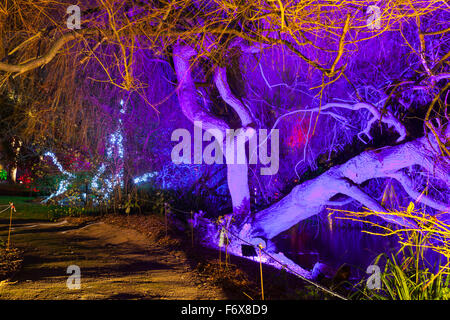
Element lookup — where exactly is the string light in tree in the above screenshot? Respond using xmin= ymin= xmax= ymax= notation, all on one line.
xmin=91 ymin=99 xmax=126 ymax=199
xmin=42 ymin=152 xmax=75 ymax=203
xmin=42 ymin=100 xmax=160 ymax=203
xmin=133 ymin=171 xmax=158 ymax=184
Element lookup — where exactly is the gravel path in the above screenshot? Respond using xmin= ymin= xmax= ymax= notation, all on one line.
xmin=0 ymin=219 xmax=226 ymax=300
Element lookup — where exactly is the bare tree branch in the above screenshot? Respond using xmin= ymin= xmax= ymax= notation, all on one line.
xmin=0 ymin=31 xmax=84 ymax=75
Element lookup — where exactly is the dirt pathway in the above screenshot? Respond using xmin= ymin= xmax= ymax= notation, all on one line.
xmin=0 ymin=218 xmax=227 ymax=299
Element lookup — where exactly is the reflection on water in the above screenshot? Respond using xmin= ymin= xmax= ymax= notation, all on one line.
xmin=273 ymin=217 xmax=400 ymax=279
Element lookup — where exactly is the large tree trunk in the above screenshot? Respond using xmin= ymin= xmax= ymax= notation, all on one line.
xmin=173 ymin=44 xmax=253 ymax=216
xmin=243 ymin=133 xmax=450 ymax=242
xmin=173 ymin=43 xmax=450 ymax=253
xmin=195 ymin=129 xmax=450 ymax=280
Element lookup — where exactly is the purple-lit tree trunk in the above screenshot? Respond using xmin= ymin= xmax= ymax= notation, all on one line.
xmin=244 ymin=131 xmax=450 ymax=242
xmin=173 ymin=43 xmax=450 ymax=247
xmin=173 ymin=44 xmax=254 ymax=217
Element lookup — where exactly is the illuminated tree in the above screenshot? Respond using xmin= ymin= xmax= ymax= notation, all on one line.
xmin=0 ymin=1 xmax=448 ymax=261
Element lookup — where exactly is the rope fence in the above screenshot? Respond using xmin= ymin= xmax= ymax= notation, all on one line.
xmin=0 ymin=202 xmax=16 ymax=250
xmin=0 ymin=199 xmax=347 ymax=299
xmin=163 ymin=202 xmax=348 ymax=300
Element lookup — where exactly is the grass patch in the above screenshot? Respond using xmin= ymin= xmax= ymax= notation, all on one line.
xmin=0 ymin=196 xmax=57 ymax=221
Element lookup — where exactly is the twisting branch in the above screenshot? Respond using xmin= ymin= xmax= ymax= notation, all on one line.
xmin=172 ymin=44 xmax=229 ymax=132
xmin=0 ymin=31 xmax=85 ymax=75
xmin=214 ymin=66 xmax=254 ymax=127
xmin=277 ymin=102 xmax=408 ymax=143
xmin=173 ymin=43 xmax=251 ymax=216
xmin=315 ymin=102 xmax=407 ymax=143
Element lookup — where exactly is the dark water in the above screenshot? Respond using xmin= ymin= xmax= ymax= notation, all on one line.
xmin=273 ymin=217 xmax=401 ymax=279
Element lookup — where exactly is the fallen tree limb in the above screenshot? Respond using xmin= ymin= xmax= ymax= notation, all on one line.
xmin=243 ymin=131 xmax=449 ymax=241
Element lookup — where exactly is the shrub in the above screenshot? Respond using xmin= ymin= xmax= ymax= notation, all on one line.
xmin=340 ymin=202 xmax=450 ymax=300
xmin=0 ymin=243 xmax=23 ymax=281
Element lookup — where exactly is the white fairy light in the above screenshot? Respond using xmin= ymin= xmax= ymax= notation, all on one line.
xmin=133 ymin=171 xmax=158 ymax=184
xmin=42 ymin=152 xmax=74 ymax=203
xmin=42 ymin=99 xmax=156 ymax=204
xmin=91 ymin=163 xmax=106 ymax=190
xmin=43 ymin=152 xmax=74 ymax=178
